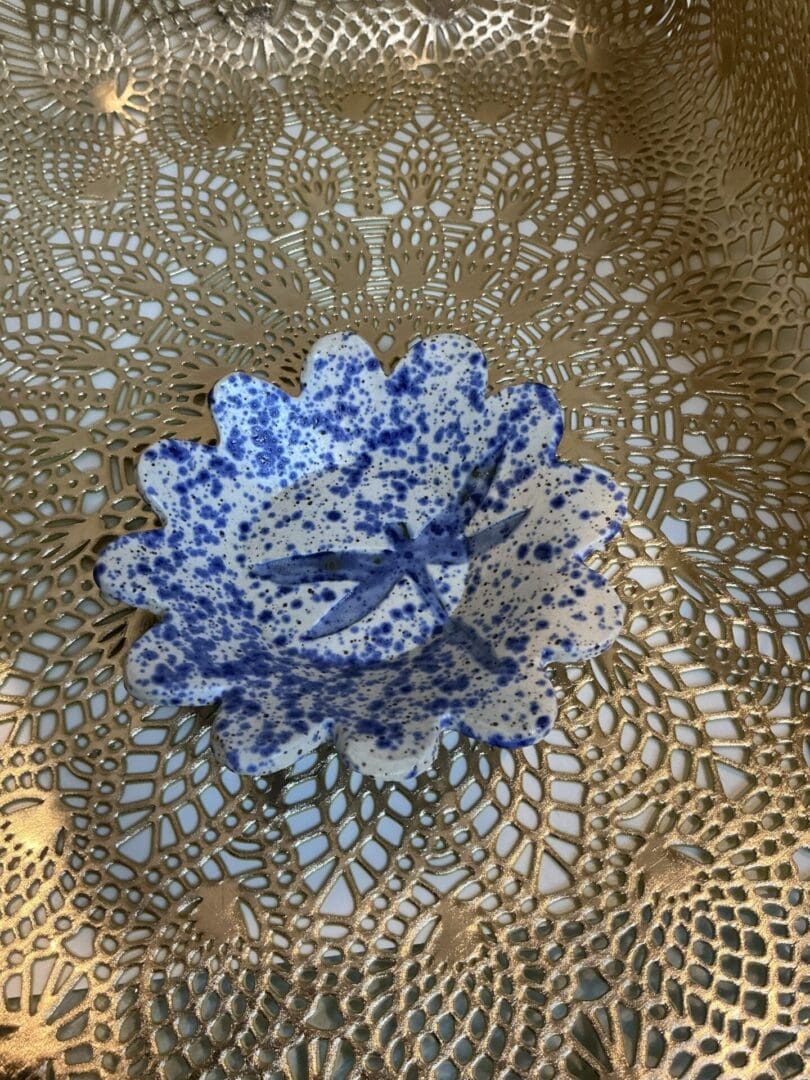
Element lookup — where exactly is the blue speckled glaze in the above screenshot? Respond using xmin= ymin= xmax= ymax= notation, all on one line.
xmin=95 ymin=333 xmax=627 ymax=780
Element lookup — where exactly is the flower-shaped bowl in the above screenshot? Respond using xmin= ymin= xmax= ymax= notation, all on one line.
xmin=96 ymin=333 xmax=626 ymax=779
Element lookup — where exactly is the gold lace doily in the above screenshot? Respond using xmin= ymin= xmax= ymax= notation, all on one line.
xmin=1 ymin=2 xmax=808 ymax=1078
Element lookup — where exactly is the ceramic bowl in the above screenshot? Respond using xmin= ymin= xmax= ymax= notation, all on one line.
xmin=95 ymin=333 xmax=626 ymax=780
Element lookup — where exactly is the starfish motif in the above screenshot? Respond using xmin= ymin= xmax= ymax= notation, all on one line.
xmin=252 ymin=444 xmax=528 ymax=650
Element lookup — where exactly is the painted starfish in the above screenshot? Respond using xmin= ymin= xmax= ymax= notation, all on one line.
xmin=251 ymin=444 xmax=528 ymax=656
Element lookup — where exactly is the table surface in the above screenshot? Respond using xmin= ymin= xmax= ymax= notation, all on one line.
xmin=0 ymin=2 xmax=808 ymax=1078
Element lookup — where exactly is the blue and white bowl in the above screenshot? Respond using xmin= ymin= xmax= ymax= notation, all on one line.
xmin=95 ymin=333 xmax=626 ymax=780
